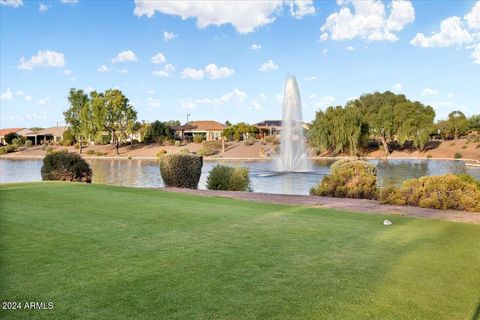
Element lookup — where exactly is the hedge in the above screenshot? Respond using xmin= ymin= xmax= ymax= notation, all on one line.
xmin=159 ymin=154 xmax=203 ymax=189
xmin=206 ymin=165 xmax=251 ymax=191
xmin=41 ymin=152 xmax=92 ymax=183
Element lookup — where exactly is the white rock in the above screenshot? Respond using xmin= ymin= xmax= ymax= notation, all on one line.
xmin=383 ymin=219 xmax=392 ymax=226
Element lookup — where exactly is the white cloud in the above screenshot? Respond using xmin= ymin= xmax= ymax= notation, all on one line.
xmin=62 ymin=69 xmax=71 ymax=75
xmin=111 ymin=50 xmax=137 ymax=63
xmin=0 ymin=0 xmax=23 ymax=8
xmin=471 ymin=43 xmax=480 ymax=64
xmin=39 ymin=3 xmax=48 ymax=12
xmin=304 ymin=76 xmax=317 ymax=82
xmin=204 ymin=63 xmax=234 ymax=79
xmin=97 ymin=64 xmax=109 ymax=72
xmin=148 ymin=90 xmax=155 ymax=94
xmin=181 ymin=67 xmax=204 ymax=80
xmin=0 ymin=88 xmax=13 ymax=101
xmin=465 ymin=1 xmax=480 ymax=30
xmin=320 ymin=0 xmax=414 ymax=42
xmin=163 ymin=31 xmax=177 ymax=41
xmin=117 ymin=69 xmax=128 ymax=74
xmin=421 ymin=88 xmax=439 ymax=96
xmin=84 ymin=86 xmax=93 ymax=93
xmin=18 ymin=50 xmax=66 ymax=70
xmin=392 ymin=83 xmax=403 ymax=91
xmin=14 ymin=90 xmax=23 ymax=96
xmin=151 ymin=52 xmax=166 ymax=64
xmin=251 ymin=44 xmax=262 ymax=50
xmin=24 ymin=95 xmax=32 ymax=101
xmin=134 ymin=1 xmax=314 ymax=34
xmin=410 ymin=16 xmax=473 ymax=47
xmin=181 ymin=64 xmax=234 ymax=80
xmin=346 ymin=45 xmax=355 ymax=51
xmin=60 ymin=0 xmax=78 ymax=3
xmin=153 ymin=63 xmax=175 ymax=77
xmin=259 ymin=59 xmax=278 ymax=72
xmin=322 ymin=48 xmax=328 ymax=54
xmin=181 ymin=89 xmax=247 ymax=109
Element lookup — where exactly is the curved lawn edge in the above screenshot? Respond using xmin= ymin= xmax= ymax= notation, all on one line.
xmin=159 ymin=187 xmax=480 ymax=224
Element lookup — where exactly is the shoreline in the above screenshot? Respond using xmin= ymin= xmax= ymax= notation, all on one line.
xmin=1 ymin=154 xmax=478 ymax=162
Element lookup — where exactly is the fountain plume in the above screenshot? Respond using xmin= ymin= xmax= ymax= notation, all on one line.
xmin=276 ymin=76 xmax=310 ymax=172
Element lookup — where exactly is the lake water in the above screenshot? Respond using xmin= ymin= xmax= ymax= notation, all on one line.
xmin=1 ymin=158 xmax=479 ymax=195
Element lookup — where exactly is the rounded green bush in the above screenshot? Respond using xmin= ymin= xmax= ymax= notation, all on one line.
xmin=41 ymin=152 xmax=92 ymax=183
xmin=159 ymin=154 xmax=203 ymax=189
xmin=193 ymin=134 xmax=204 ymax=143
xmin=310 ymin=159 xmax=377 ymax=199
xmin=206 ymin=165 xmax=251 ymax=191
xmin=25 ymin=140 xmax=33 ymax=147
xmin=379 ymin=174 xmax=480 ymax=212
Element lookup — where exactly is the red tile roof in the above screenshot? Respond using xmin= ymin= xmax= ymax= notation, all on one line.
xmin=0 ymin=128 xmax=25 ymax=137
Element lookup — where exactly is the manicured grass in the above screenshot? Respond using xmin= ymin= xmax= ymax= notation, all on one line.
xmin=0 ymin=182 xmax=479 ymax=319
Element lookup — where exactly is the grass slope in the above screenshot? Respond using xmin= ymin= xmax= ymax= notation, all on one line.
xmin=1 ymin=182 xmax=479 ymax=319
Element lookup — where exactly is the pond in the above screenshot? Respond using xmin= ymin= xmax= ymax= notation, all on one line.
xmin=1 ymin=158 xmax=479 ymax=195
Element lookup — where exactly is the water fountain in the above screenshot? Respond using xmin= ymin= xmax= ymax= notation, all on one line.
xmin=276 ymin=75 xmax=311 ymax=172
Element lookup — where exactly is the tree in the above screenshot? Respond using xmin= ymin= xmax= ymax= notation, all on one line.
xmin=64 ymin=89 xmax=89 ymax=154
xmin=4 ymin=132 xmax=18 ymax=145
xmin=145 ymin=120 xmax=172 ymax=143
xmin=447 ymin=111 xmax=468 ymax=140
xmin=349 ymin=91 xmax=434 ymax=155
xmin=222 ymin=122 xmax=258 ymax=141
xmin=467 ymin=114 xmax=480 ymax=132
xmin=101 ymin=89 xmax=137 ymax=155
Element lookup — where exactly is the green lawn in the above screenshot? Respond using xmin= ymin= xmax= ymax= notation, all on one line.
xmin=0 ymin=182 xmax=479 ymax=319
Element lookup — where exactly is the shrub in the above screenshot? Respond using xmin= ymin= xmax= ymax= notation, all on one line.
xmin=426 ymin=154 xmax=432 ymax=159
xmin=41 ymin=152 xmax=92 ymax=183
xmin=5 ymin=145 xmax=16 ymax=153
xmin=193 ymin=134 xmax=205 ymax=143
xmin=4 ymin=132 xmax=18 ymax=145
xmin=159 ymin=154 xmax=203 ymax=189
xmin=74 ymin=143 xmax=80 ymax=150
xmin=25 ymin=140 xmax=33 ymax=147
xmin=174 ymin=140 xmax=181 ymax=147
xmin=0 ymin=147 xmax=5 ymax=155
xmin=449 ymin=142 xmax=456 ymax=146
xmin=206 ymin=165 xmax=251 ymax=191
xmin=95 ymin=151 xmax=106 ymax=156
xmin=244 ymin=138 xmax=256 ymax=146
xmin=156 ymin=149 xmax=167 ymax=158
xmin=197 ymin=140 xmax=222 ymax=157
xmin=380 ymin=174 xmax=480 ymax=212
xmin=86 ymin=150 xmax=96 ymax=156
xmin=95 ymin=134 xmax=111 ymax=145
xmin=12 ymin=137 xmax=26 ymax=147
xmin=310 ymin=159 xmax=377 ymax=199
xmin=378 ymin=186 xmax=406 ymax=205
xmin=265 ymin=135 xmax=280 ymax=145
xmin=454 ymin=152 xmax=462 ymax=159
xmin=62 ymin=129 xmax=75 ymax=146
xmin=461 ymin=145 xmax=467 ymax=149
xmin=179 ymin=148 xmax=190 ymax=154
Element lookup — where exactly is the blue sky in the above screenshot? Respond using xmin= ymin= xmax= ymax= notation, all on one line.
xmin=1 ymin=0 xmax=479 ymax=128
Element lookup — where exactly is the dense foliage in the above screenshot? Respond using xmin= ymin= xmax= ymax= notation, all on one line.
xmin=4 ymin=132 xmax=18 ymax=145
xmin=143 ymin=120 xmax=176 ymax=143
xmin=308 ymin=91 xmax=435 ymax=155
xmin=222 ymin=122 xmax=259 ymax=141
xmin=206 ymin=165 xmax=251 ymax=191
xmin=41 ymin=152 xmax=92 ymax=183
xmin=159 ymin=154 xmax=203 ymax=189
xmin=310 ymin=159 xmax=377 ymax=199
xmin=64 ymin=88 xmax=137 ymax=155
xmin=378 ymin=174 xmax=480 ymax=212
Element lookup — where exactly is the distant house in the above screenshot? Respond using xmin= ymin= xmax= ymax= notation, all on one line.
xmin=255 ymin=120 xmax=282 ymax=137
xmin=0 ymin=128 xmax=32 ymax=145
xmin=26 ymin=126 xmax=67 ymax=145
xmin=172 ymin=121 xmax=226 ymax=141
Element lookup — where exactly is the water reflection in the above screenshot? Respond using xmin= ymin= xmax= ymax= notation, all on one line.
xmin=1 ymin=158 xmax=479 ymax=195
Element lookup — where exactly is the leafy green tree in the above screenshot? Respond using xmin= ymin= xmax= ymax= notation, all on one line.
xmin=222 ymin=122 xmax=258 ymax=141
xmin=101 ymin=89 xmax=137 ymax=155
xmin=64 ymin=89 xmax=89 ymax=154
xmin=467 ymin=114 xmax=480 ymax=132
xmin=4 ymin=132 xmax=18 ymax=145
xmin=145 ymin=120 xmax=172 ymax=143
xmin=447 ymin=111 xmax=468 ymax=140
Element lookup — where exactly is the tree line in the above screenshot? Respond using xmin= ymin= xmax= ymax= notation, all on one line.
xmin=308 ymin=91 xmax=479 ymax=156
